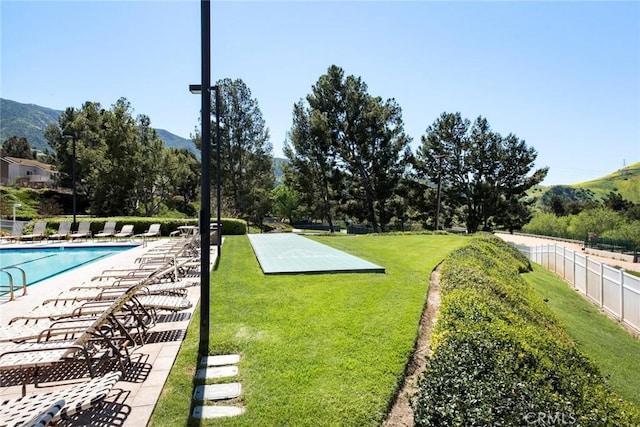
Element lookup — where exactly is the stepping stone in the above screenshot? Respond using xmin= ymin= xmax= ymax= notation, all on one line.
xmin=199 ymin=354 xmax=240 ymax=367
xmin=192 ymin=405 xmax=244 ymax=419
xmin=194 ymin=382 xmax=241 ymax=401
xmin=196 ymin=365 xmax=238 ymax=379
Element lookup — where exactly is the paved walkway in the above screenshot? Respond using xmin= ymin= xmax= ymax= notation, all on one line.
xmin=0 ymin=239 xmax=213 ymax=426
xmin=495 ymin=232 xmax=640 ymax=273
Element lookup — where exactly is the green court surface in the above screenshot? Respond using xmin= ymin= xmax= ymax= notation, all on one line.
xmin=247 ymin=233 xmax=385 ymax=274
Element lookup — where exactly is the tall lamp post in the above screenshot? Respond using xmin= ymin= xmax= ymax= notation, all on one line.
xmin=192 ymin=0 xmax=211 ymax=356
xmin=434 ymin=154 xmax=446 ymax=231
xmin=62 ymin=131 xmax=77 ymax=228
xmin=189 ymin=84 xmax=222 ymax=258
xmin=12 ymin=203 xmax=21 ymax=223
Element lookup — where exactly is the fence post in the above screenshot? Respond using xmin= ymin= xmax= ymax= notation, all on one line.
xmin=571 ymin=251 xmax=578 ymax=289
xmin=585 ymin=255 xmax=589 ymax=295
xmin=620 ymin=269 xmax=625 ymax=321
xmin=562 ymin=246 xmax=566 ymax=279
xmin=599 ymin=262 xmax=604 ymax=307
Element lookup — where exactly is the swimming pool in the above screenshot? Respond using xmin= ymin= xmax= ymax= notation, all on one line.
xmin=0 ymin=245 xmax=137 ymax=287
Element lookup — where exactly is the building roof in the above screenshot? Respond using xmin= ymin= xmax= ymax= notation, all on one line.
xmin=3 ymin=156 xmax=56 ymax=172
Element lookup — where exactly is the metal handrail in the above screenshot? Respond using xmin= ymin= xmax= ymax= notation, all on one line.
xmin=0 ymin=267 xmax=27 ymax=301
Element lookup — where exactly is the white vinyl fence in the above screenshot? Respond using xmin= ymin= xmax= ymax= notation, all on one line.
xmin=513 ymin=243 xmax=640 ymax=334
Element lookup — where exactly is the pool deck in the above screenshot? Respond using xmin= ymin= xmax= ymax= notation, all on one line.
xmin=0 ymin=239 xmax=213 ymax=426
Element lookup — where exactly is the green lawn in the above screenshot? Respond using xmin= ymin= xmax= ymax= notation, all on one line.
xmin=150 ymin=233 xmax=468 ymax=426
xmin=523 ymin=264 xmax=640 ymax=407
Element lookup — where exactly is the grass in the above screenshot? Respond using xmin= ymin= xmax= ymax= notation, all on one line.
xmin=522 ymin=264 xmax=640 ymax=407
xmin=150 ymin=233 xmax=468 ymax=426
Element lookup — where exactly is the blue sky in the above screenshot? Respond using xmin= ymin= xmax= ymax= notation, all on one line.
xmin=1 ymin=1 xmax=639 ymax=186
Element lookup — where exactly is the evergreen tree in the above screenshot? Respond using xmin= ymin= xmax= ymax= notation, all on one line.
xmin=203 ymin=78 xmax=274 ymax=222
xmin=417 ymin=112 xmax=547 ymax=233
xmin=286 ymin=65 xmax=412 ymax=231
xmin=1 ymin=136 xmax=34 ymax=159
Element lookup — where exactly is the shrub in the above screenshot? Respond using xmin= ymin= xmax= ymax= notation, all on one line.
xmin=413 ymin=234 xmax=640 ymax=426
xmin=522 ymin=211 xmax=570 ymax=237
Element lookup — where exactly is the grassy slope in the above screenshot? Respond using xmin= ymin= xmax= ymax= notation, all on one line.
xmin=523 ymin=265 xmax=640 ymax=407
xmin=531 ymin=161 xmax=640 ymax=207
xmin=573 ymin=161 xmax=640 ymax=203
xmin=150 ymin=234 xmax=468 ymax=426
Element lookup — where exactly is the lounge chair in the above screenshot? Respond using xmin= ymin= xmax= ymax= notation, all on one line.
xmin=94 ymin=221 xmax=116 ymax=241
xmin=0 ymin=371 xmax=121 ymax=426
xmin=114 ymin=224 xmax=134 ymax=240
xmin=70 ymin=222 xmax=92 ymax=241
xmin=0 ymin=316 xmax=97 ymax=343
xmin=49 ymin=221 xmax=72 ymax=240
xmin=0 ymin=287 xmax=145 ymax=393
xmin=139 ymin=223 xmax=161 ymax=240
xmin=19 ymin=221 xmax=48 ymax=242
xmin=1 ymin=221 xmax=25 ymax=243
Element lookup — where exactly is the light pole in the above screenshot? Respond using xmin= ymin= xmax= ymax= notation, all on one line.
xmin=62 ymin=131 xmax=77 ymax=228
xmin=12 ymin=203 xmax=21 ymax=223
xmin=189 ymin=83 xmax=222 ymax=258
xmin=434 ymin=154 xmax=446 ymax=231
xmin=215 ymin=85 xmax=221 ymax=256
xmin=191 ymin=0 xmax=211 ymax=357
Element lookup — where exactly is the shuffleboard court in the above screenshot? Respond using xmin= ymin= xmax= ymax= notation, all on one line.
xmin=247 ymin=233 xmax=385 ymax=274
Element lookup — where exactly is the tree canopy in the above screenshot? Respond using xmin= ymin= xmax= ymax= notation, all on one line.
xmin=284 ymin=65 xmax=412 ymax=232
xmin=416 ymin=112 xmax=548 ymax=233
xmin=44 ymin=98 xmax=199 ymax=216
xmin=1 ymin=136 xmax=34 ymax=159
xmin=194 ymin=78 xmax=275 ymax=224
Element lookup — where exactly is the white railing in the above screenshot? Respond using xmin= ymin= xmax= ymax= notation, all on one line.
xmin=513 ymin=243 xmax=640 ymax=334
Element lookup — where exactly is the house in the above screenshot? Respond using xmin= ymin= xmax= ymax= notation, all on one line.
xmin=0 ymin=156 xmax=57 ymax=188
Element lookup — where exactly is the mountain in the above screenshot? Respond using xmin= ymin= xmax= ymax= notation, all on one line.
xmin=154 ymin=128 xmax=196 ymax=153
xmin=0 ymin=98 xmax=61 ymax=151
xmin=530 ymin=162 xmax=640 ymax=207
xmin=0 ymin=98 xmax=195 ymax=153
xmin=573 ymin=162 xmax=640 ymax=203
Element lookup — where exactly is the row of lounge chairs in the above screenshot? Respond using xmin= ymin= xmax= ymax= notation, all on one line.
xmin=0 ymin=235 xmax=201 ymax=425
xmin=1 ymin=222 xmax=162 ymax=243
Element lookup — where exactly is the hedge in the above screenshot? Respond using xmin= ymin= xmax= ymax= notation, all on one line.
xmin=18 ymin=217 xmax=247 ymax=238
xmin=412 ymin=233 xmax=640 ymax=426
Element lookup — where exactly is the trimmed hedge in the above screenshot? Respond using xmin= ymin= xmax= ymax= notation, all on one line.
xmin=20 ymin=217 xmax=247 ymax=238
xmin=413 ymin=233 xmax=640 ymax=426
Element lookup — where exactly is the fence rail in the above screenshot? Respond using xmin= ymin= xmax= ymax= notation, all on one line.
xmin=513 ymin=243 xmax=640 ymax=334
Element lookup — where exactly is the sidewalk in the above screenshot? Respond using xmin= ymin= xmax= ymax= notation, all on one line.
xmin=495 ymin=232 xmax=640 ymax=273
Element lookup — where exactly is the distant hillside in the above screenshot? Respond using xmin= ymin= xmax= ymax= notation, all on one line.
xmin=154 ymin=129 xmax=196 ymax=153
xmin=530 ymin=162 xmax=640 ymax=208
xmin=0 ymin=98 xmax=195 ymax=154
xmin=0 ymin=98 xmax=60 ymax=151
xmin=573 ymin=162 xmax=640 ymax=203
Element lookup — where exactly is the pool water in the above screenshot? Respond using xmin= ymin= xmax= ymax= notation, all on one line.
xmin=0 ymin=245 xmax=137 ymax=287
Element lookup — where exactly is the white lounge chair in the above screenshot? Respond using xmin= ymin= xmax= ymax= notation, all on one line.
xmin=0 ymin=371 xmax=121 ymax=426
xmin=19 ymin=221 xmax=47 ymax=242
xmin=0 ymin=287 xmax=145 ymax=392
xmin=49 ymin=221 xmax=72 ymax=240
xmin=114 ymin=224 xmax=134 ymax=240
xmin=94 ymin=221 xmax=116 ymax=241
xmin=70 ymin=222 xmax=92 ymax=241
xmin=139 ymin=223 xmax=161 ymax=240
xmin=2 ymin=221 xmax=25 ymax=243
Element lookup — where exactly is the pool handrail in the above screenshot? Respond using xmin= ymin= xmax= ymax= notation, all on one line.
xmin=0 ymin=266 xmax=27 ymax=300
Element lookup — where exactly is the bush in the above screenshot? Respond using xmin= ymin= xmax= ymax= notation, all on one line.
xmin=32 ymin=217 xmax=247 ymax=238
xmin=522 ymin=211 xmax=570 ymax=237
xmin=412 ymin=234 xmax=640 ymax=426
